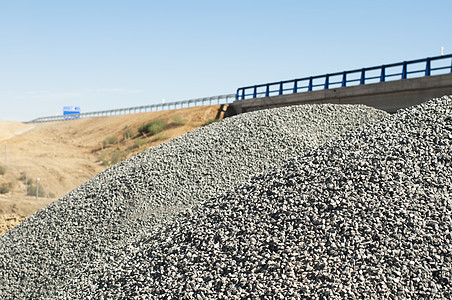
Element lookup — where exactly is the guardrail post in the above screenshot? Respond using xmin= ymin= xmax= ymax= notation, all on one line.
xmin=279 ymin=82 xmax=283 ymax=95
xmin=293 ymin=80 xmax=298 ymax=94
xmin=265 ymin=84 xmax=270 ymax=97
xmin=241 ymin=89 xmax=245 ymax=100
xmin=425 ymin=58 xmax=431 ymax=76
xmin=324 ymin=74 xmax=329 ymax=89
xmin=308 ymin=77 xmax=313 ymax=91
xmin=380 ymin=66 xmax=386 ymax=82
xmin=253 ymin=86 xmax=257 ymax=98
xmin=360 ymin=69 xmax=365 ymax=84
xmin=402 ymin=61 xmax=407 ymax=79
xmin=342 ymin=72 xmax=347 ymax=87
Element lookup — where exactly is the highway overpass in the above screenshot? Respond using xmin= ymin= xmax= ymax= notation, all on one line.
xmin=228 ymin=54 xmax=452 ymax=115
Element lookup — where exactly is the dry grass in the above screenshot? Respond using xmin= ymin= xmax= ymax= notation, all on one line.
xmin=0 ymin=214 xmax=26 ymax=235
xmin=0 ymin=104 xmax=228 ymax=233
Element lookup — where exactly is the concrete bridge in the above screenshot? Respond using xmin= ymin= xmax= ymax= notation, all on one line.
xmin=27 ymin=54 xmax=452 ymax=123
xmin=228 ymin=54 xmax=452 ymax=115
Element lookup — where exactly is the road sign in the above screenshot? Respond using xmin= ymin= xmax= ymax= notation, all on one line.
xmin=63 ymin=106 xmax=81 ymax=119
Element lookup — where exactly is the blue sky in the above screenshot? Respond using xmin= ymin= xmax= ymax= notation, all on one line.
xmin=0 ymin=0 xmax=451 ymax=122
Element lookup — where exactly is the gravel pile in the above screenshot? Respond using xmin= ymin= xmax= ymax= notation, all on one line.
xmin=0 ymin=104 xmax=387 ymax=298
xmin=78 ymin=96 xmax=451 ymax=298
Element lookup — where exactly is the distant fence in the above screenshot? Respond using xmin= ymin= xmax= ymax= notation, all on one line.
xmin=236 ymin=54 xmax=452 ymax=100
xmin=27 ymin=94 xmax=236 ymax=123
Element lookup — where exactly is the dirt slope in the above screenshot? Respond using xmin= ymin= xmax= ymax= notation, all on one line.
xmin=0 ymin=105 xmax=225 ymax=234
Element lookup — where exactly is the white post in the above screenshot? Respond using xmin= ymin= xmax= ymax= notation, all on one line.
xmin=441 ymin=46 xmax=444 ymax=56
xmin=36 ymin=177 xmax=40 ymax=199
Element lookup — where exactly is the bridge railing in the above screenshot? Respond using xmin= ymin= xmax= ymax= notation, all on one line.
xmin=27 ymin=94 xmax=236 ymax=123
xmin=236 ymin=54 xmax=452 ymax=100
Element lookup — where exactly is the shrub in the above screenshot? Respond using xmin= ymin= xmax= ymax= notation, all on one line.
xmin=18 ymin=173 xmax=33 ymax=185
xmin=138 ymin=119 xmax=168 ymax=136
xmin=0 ymin=182 xmax=10 ymax=194
xmin=137 ymin=124 xmax=147 ymax=135
xmin=123 ymin=129 xmax=134 ymax=139
xmin=27 ymin=184 xmax=45 ymax=197
xmin=134 ymin=138 xmax=147 ymax=148
xmin=98 ymin=151 xmax=127 ymax=166
xmin=110 ymin=151 xmax=126 ymax=165
xmin=152 ymin=134 xmax=170 ymax=142
xmin=0 ymin=166 xmax=5 ymax=175
xmin=103 ymin=136 xmax=117 ymax=147
xmin=171 ymin=115 xmax=186 ymax=126
xmin=204 ymin=119 xmax=220 ymax=126
xmin=98 ymin=152 xmax=109 ymax=166
xmin=18 ymin=172 xmax=26 ymax=181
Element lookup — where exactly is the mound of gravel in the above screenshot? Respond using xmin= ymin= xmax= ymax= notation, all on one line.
xmin=76 ymin=96 xmax=451 ymax=298
xmin=0 ymin=104 xmax=387 ymax=298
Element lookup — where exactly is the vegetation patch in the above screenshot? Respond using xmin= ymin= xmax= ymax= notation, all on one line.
xmin=26 ymin=184 xmax=45 ymax=197
xmin=98 ymin=150 xmax=127 ymax=166
xmin=151 ymin=134 xmax=170 ymax=142
xmin=18 ymin=172 xmax=26 ymax=181
xmin=204 ymin=118 xmax=220 ymax=126
xmin=103 ymin=136 xmax=118 ymax=147
xmin=0 ymin=182 xmax=11 ymax=194
xmin=18 ymin=172 xmax=32 ymax=185
xmin=133 ymin=138 xmax=147 ymax=149
xmin=171 ymin=115 xmax=186 ymax=126
xmin=110 ymin=151 xmax=127 ymax=165
xmin=0 ymin=166 xmax=5 ymax=175
xmin=138 ymin=119 xmax=168 ymax=136
xmin=123 ymin=128 xmax=134 ymax=140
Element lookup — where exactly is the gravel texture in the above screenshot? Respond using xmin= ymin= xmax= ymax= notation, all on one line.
xmin=76 ymin=96 xmax=451 ymax=298
xmin=0 ymin=104 xmax=387 ymax=298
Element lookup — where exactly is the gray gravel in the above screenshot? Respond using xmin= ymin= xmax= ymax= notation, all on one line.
xmin=76 ymin=96 xmax=451 ymax=299
xmin=0 ymin=104 xmax=387 ymax=298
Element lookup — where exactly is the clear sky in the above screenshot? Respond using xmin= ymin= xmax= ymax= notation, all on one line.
xmin=1 ymin=0 xmax=451 ymax=122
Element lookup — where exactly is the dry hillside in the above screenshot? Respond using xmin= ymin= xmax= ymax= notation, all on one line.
xmin=0 ymin=105 xmax=226 ymax=234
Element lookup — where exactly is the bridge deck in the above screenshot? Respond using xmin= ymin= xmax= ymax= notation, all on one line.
xmin=228 ymin=73 xmax=452 ymax=115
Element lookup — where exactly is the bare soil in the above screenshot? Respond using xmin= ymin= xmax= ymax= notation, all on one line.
xmin=0 ymin=105 xmax=226 ymax=234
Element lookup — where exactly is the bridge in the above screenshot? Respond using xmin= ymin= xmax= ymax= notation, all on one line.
xmin=229 ymin=54 xmax=452 ymax=115
xmin=27 ymin=54 xmax=452 ymax=123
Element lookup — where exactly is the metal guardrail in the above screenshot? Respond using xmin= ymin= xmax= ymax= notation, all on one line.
xmin=27 ymin=94 xmax=236 ymax=123
xmin=27 ymin=54 xmax=452 ymax=123
xmin=236 ymin=54 xmax=452 ymax=100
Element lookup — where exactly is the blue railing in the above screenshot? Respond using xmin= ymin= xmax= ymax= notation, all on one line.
xmin=236 ymin=54 xmax=452 ymax=100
